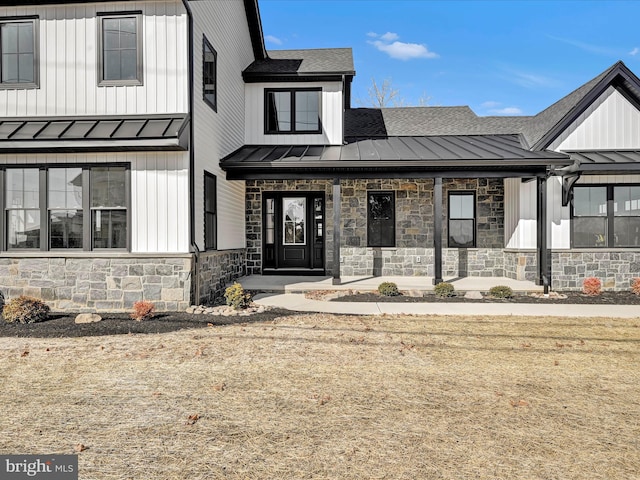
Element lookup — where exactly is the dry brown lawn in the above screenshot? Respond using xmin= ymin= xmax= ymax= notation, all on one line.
xmin=1 ymin=313 xmax=639 ymax=479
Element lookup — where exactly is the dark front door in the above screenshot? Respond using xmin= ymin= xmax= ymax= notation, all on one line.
xmin=263 ymin=193 xmax=325 ymax=273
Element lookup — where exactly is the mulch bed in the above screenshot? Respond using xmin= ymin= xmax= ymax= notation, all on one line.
xmin=0 ymin=308 xmax=295 ymax=339
xmin=333 ymin=291 xmax=640 ymax=304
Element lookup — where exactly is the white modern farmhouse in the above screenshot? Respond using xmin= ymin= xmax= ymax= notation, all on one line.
xmin=0 ymin=0 xmax=639 ymax=312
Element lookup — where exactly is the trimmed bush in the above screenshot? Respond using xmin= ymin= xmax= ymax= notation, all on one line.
xmin=434 ymin=282 xmax=455 ymax=298
xmin=582 ymin=277 xmax=602 ymax=296
xmin=378 ymin=282 xmax=400 ymax=297
xmin=489 ymin=285 xmax=514 ymax=299
xmin=3 ymin=296 xmax=50 ymax=324
xmin=225 ymin=282 xmax=252 ymax=310
xmin=631 ymin=278 xmax=640 ymax=296
xmin=131 ymin=301 xmax=155 ymax=321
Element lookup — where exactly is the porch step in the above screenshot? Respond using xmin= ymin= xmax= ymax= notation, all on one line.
xmin=237 ymin=275 xmax=543 ymax=294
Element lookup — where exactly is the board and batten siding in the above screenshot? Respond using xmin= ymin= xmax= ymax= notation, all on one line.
xmin=508 ymin=85 xmax=640 ymax=250
xmin=507 ymin=173 xmax=640 ymax=250
xmin=549 ymin=86 xmax=640 ymax=151
xmin=0 ymin=0 xmax=188 ymax=116
xmin=245 ymin=82 xmax=344 ymax=146
xmin=0 ymin=152 xmax=189 ymax=253
xmin=189 ymin=0 xmax=256 ymax=251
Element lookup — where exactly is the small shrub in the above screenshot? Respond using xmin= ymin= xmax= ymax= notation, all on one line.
xmin=582 ymin=277 xmax=602 ymax=296
xmin=131 ymin=301 xmax=155 ymax=321
xmin=378 ymin=282 xmax=399 ymax=297
xmin=225 ymin=282 xmax=252 ymax=310
xmin=631 ymin=278 xmax=640 ymax=296
xmin=434 ymin=282 xmax=455 ymax=298
xmin=489 ymin=285 xmax=514 ymax=299
xmin=3 ymin=295 xmax=50 ymax=324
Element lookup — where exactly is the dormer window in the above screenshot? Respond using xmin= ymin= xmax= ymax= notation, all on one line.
xmin=0 ymin=17 xmax=39 ymax=88
xmin=265 ymin=88 xmax=321 ymax=134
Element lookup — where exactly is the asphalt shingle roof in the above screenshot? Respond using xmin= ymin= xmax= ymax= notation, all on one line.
xmin=244 ymin=48 xmax=355 ymax=76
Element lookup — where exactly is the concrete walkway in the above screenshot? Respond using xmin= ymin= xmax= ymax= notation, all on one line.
xmin=252 ymin=293 xmax=640 ymax=319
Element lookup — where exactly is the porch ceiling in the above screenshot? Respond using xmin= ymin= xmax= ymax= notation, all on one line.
xmin=221 ymin=134 xmax=571 ymax=179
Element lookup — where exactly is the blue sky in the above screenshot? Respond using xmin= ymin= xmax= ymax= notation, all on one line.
xmin=258 ymin=0 xmax=640 ymax=116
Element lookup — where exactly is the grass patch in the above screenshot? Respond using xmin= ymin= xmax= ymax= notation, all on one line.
xmin=0 ymin=313 xmax=639 ymax=479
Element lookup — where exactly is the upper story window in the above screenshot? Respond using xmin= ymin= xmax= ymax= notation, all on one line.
xmin=265 ymin=88 xmax=321 ymax=134
xmin=202 ymin=36 xmax=217 ymax=112
xmin=98 ymin=12 xmax=143 ymax=86
xmin=0 ymin=17 xmax=39 ymax=88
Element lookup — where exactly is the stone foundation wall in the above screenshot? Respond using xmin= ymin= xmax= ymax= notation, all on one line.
xmin=339 ymin=247 xmax=507 ymax=277
xmin=195 ymin=249 xmax=246 ymax=305
xmin=504 ymin=250 xmax=538 ymax=282
xmin=551 ymin=251 xmax=640 ymax=290
xmin=0 ymin=256 xmax=192 ymax=312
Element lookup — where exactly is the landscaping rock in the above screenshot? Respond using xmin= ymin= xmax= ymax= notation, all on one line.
xmin=464 ymin=291 xmax=483 ymax=299
xmin=75 ymin=313 xmax=102 ymax=324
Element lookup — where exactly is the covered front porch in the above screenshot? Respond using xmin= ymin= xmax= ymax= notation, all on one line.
xmin=238 ymin=274 xmax=543 ymax=294
xmin=223 ymin=134 xmax=573 ymax=293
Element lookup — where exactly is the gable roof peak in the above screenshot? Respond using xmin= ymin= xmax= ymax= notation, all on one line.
xmin=524 ymin=60 xmax=640 ymax=150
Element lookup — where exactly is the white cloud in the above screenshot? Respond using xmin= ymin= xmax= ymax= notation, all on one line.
xmin=489 ymin=107 xmax=523 ymax=115
xmin=380 ymin=32 xmax=399 ymax=42
xmin=367 ymin=32 xmax=438 ymax=61
xmin=631 ymin=47 xmax=639 ymax=56
xmin=265 ymin=35 xmax=283 ymax=46
xmin=366 ymin=31 xmax=378 ymax=38
xmin=481 ymin=101 xmax=501 ymax=108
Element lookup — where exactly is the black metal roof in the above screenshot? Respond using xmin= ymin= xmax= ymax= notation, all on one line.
xmin=567 ymin=150 xmax=640 ymax=172
xmin=0 ymin=114 xmax=188 ymax=152
xmin=221 ymin=134 xmax=571 ymax=179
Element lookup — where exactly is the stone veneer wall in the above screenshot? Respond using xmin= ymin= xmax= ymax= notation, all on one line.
xmin=195 ymin=249 xmax=246 ymax=305
xmin=551 ymin=251 xmax=640 ymax=290
xmin=0 ymin=256 xmax=192 ymax=312
xmin=246 ymin=179 xmax=639 ymax=290
xmin=246 ymin=179 xmax=334 ymax=274
xmin=503 ymin=250 xmax=538 ymax=282
xmin=246 ymin=178 xmax=504 ymax=276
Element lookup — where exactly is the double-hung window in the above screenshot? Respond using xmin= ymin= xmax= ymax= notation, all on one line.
xmin=367 ymin=191 xmax=395 ymax=247
xmin=204 ymin=172 xmax=217 ymax=250
xmin=0 ymin=16 xmax=38 ymax=88
xmin=2 ymin=166 xmax=128 ymax=251
xmin=572 ymin=185 xmax=640 ymax=248
xmin=448 ymin=192 xmax=476 ymax=248
xmin=202 ymin=36 xmax=217 ymax=111
xmin=265 ymin=88 xmax=321 ymax=134
xmin=98 ymin=12 xmax=142 ymax=85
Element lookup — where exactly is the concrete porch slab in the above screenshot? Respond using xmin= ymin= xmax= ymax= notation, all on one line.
xmin=237 ymin=275 xmax=543 ymax=293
